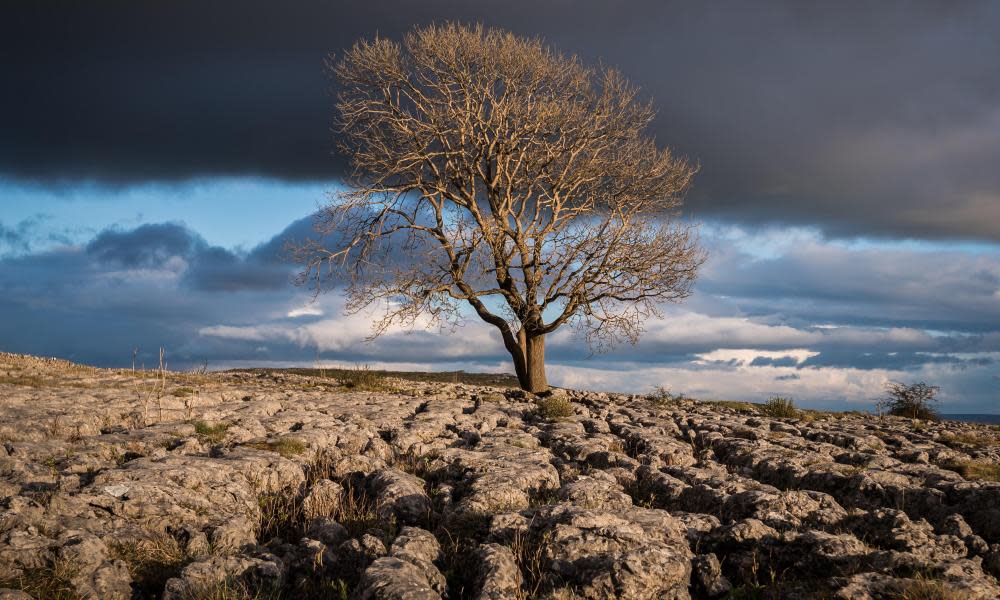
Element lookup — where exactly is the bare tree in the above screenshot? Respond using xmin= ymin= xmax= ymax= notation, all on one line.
xmin=295 ymin=23 xmax=705 ymax=393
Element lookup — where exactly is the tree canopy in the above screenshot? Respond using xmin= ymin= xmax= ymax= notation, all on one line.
xmin=295 ymin=23 xmax=704 ymax=392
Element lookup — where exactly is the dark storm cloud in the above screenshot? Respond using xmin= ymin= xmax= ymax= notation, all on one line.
xmin=698 ymin=237 xmax=1000 ymax=333
xmin=800 ymin=350 xmax=994 ymax=371
xmin=83 ymin=221 xmax=299 ymax=293
xmin=750 ymin=356 xmax=799 ymax=368
xmin=87 ymin=223 xmax=199 ymax=268
xmin=0 ymin=220 xmax=301 ymax=366
xmin=3 ymin=1 xmax=1000 ymax=240
xmin=0 ymin=215 xmax=55 ymax=254
xmin=188 ymin=215 xmax=322 ymax=291
xmin=0 ymin=222 xmax=31 ymax=254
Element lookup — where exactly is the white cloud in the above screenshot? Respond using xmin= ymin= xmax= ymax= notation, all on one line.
xmin=642 ymin=313 xmax=818 ymax=348
xmin=198 ymin=324 xmax=276 ymax=342
xmin=287 ymin=305 xmax=324 ymax=318
xmin=694 ymin=348 xmax=819 ymax=366
xmin=199 ymin=296 xmax=504 ymax=360
xmin=547 ymin=362 xmax=890 ymax=405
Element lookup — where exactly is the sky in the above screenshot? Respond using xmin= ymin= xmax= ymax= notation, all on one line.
xmin=1 ymin=1 xmax=998 ymax=412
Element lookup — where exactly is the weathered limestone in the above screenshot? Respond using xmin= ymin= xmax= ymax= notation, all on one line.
xmin=1 ymin=352 xmax=1000 ymax=598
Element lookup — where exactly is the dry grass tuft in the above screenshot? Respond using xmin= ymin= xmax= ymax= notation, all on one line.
xmin=700 ymin=400 xmax=759 ymax=414
xmin=943 ymin=460 xmax=1000 ymax=482
xmin=893 ymin=576 xmax=966 ymax=600
xmin=509 ymin=528 xmax=555 ymax=600
xmin=256 ymin=485 xmax=306 ymax=544
xmin=939 ymin=431 xmax=999 ymax=449
xmin=175 ymin=577 xmax=284 ymax=600
xmin=390 ymin=451 xmax=435 ymax=481
xmin=107 ymin=529 xmax=196 ymax=597
xmin=334 ymin=481 xmax=383 ymax=539
xmin=0 ymin=374 xmax=47 ymax=387
xmin=0 ymin=559 xmax=79 ymax=599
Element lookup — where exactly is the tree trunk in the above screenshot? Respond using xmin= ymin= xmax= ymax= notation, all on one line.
xmin=510 ymin=330 xmax=548 ymax=394
xmin=523 ymin=333 xmax=548 ymax=394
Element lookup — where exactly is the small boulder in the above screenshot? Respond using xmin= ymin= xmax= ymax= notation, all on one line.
xmin=368 ymin=468 xmax=432 ymax=525
xmin=691 ymin=553 xmax=732 ymax=598
xmin=209 ymin=516 xmax=257 ymax=553
xmin=389 ymin=527 xmax=446 ymax=594
xmin=303 ymin=479 xmax=343 ymax=521
xmin=476 ymin=543 xmax=523 ymax=599
xmin=356 ymin=557 xmax=441 ymax=600
xmin=162 ymin=554 xmax=285 ymax=600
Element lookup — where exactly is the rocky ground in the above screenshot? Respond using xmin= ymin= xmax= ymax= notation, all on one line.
xmin=1 ymin=352 xmax=1000 ymax=599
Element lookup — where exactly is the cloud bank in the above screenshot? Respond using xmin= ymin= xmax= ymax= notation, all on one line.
xmin=0 ymin=215 xmax=995 ymax=412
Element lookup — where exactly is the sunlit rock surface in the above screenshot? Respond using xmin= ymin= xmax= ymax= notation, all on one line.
xmin=1 ymin=352 xmax=999 ymax=598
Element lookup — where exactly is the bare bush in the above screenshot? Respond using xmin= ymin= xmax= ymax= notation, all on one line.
xmin=878 ymin=381 xmax=941 ymax=421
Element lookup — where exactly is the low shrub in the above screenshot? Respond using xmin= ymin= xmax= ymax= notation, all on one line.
xmin=879 ymin=382 xmax=940 ymax=421
xmin=761 ymin=396 xmax=798 ymax=419
xmin=337 ymin=365 xmax=385 ymax=391
xmin=646 ymin=386 xmax=688 ymax=407
xmin=535 ymin=395 xmax=574 ymax=420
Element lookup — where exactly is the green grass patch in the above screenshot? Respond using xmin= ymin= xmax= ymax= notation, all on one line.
xmin=192 ymin=420 xmax=229 ymax=444
xmin=246 ymin=437 xmax=308 ymax=458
